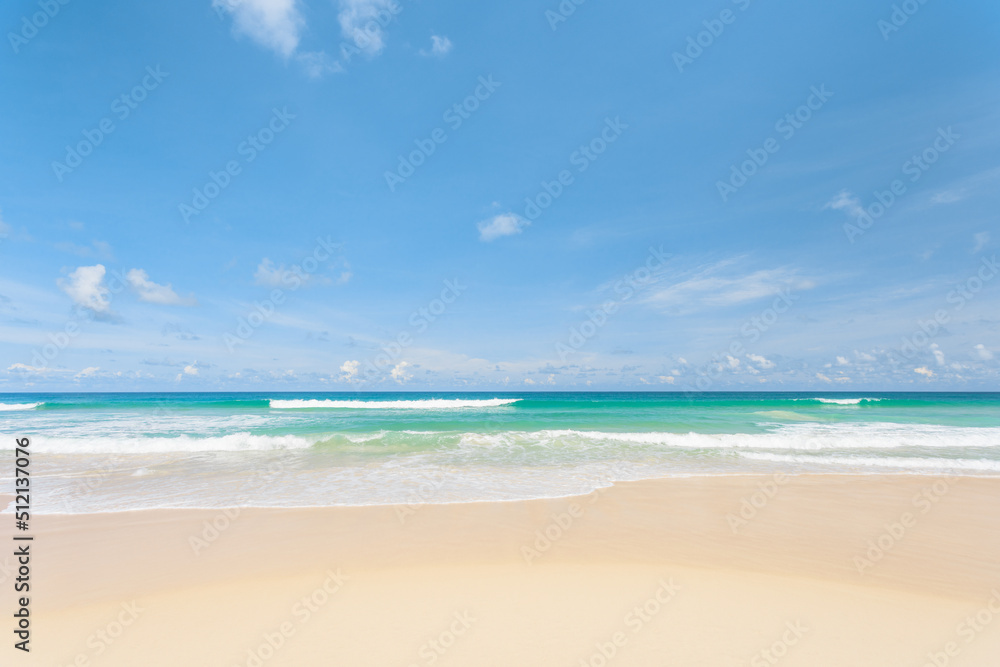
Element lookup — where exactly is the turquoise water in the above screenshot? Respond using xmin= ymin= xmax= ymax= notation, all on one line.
xmin=2 ymin=392 xmax=999 ymax=512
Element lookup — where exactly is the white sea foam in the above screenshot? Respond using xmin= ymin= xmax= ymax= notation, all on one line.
xmin=27 ymin=432 xmax=315 ymax=454
xmin=13 ymin=423 xmax=1000 ymax=455
xmin=793 ymin=397 xmax=883 ymax=405
xmin=454 ymin=425 xmax=1000 ymax=451
xmin=739 ymin=452 xmax=1000 ymax=472
xmin=269 ymin=398 xmax=521 ymax=409
xmin=0 ymin=402 xmax=43 ymax=411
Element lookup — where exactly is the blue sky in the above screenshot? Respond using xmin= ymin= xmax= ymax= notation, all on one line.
xmin=1 ymin=0 xmax=998 ymax=391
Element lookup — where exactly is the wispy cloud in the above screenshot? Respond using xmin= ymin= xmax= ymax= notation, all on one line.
xmin=478 ymin=213 xmax=529 ymax=242
xmin=747 ymin=353 xmax=775 ymax=369
xmin=338 ymin=0 xmax=396 ymax=57
xmin=55 ymin=240 xmax=114 ymax=260
xmin=642 ymin=260 xmax=814 ymax=311
xmin=973 ymin=231 xmax=990 ymax=253
xmin=253 ymin=257 xmax=349 ymax=287
xmin=297 ymin=50 xmax=342 ymax=77
xmin=929 ymin=167 xmax=1000 ymax=205
xmin=126 ymin=269 xmax=198 ymax=306
xmin=420 ymin=35 xmax=452 ymax=57
xmin=214 ymin=0 xmax=305 ymax=58
xmin=824 ymin=190 xmax=864 ymax=217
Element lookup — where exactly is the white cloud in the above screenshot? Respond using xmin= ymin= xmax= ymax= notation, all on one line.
xmin=724 ymin=355 xmax=740 ymax=370
xmin=255 ymin=257 xmax=346 ymax=288
xmin=524 ymin=378 xmax=536 ymax=385
xmin=75 ymin=366 xmax=100 ymax=378
xmin=930 ymin=343 xmax=945 ymax=366
xmin=335 ymin=261 xmax=353 ymax=285
xmin=297 ymin=50 xmax=342 ymax=77
xmin=126 ymin=269 xmax=197 ymax=306
xmin=644 ymin=261 xmax=814 ymax=311
xmin=816 ymin=372 xmax=832 ymax=383
xmin=7 ymin=363 xmax=46 ymax=374
xmin=478 ymin=213 xmax=530 ymax=242
xmin=59 ymin=265 xmax=111 ymax=313
xmin=835 ymin=355 xmax=850 ymax=366
xmin=214 ymin=0 xmax=304 ymax=58
xmin=824 ymin=190 xmax=864 ymax=218
xmin=914 ymin=366 xmax=934 ymax=378
xmin=390 ymin=361 xmax=412 ymax=383
xmin=55 ymin=240 xmax=114 ymax=260
xmin=254 ymin=259 xmax=290 ymax=287
xmin=974 ymin=344 xmax=993 ymax=360
xmin=973 ymin=232 xmax=990 ymax=253
xmin=184 ymin=363 xmax=199 ymax=376
xmin=658 ymin=375 xmax=675 ymax=384
xmin=930 ymin=189 xmax=965 ymax=205
xmin=747 ymin=353 xmax=775 ymax=369
xmin=338 ymin=0 xmax=395 ymax=57
xmin=340 ymin=360 xmax=360 ymax=380
xmin=420 ymin=34 xmax=452 ymax=57
xmin=855 ymin=350 xmax=876 ymax=362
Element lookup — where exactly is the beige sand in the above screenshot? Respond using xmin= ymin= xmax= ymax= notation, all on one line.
xmin=15 ymin=475 xmax=1000 ymax=665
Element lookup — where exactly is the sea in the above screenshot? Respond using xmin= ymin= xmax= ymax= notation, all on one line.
xmin=2 ymin=392 xmax=998 ymax=513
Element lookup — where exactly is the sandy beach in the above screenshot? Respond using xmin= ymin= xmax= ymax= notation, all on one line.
xmin=11 ymin=474 xmax=999 ymax=666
